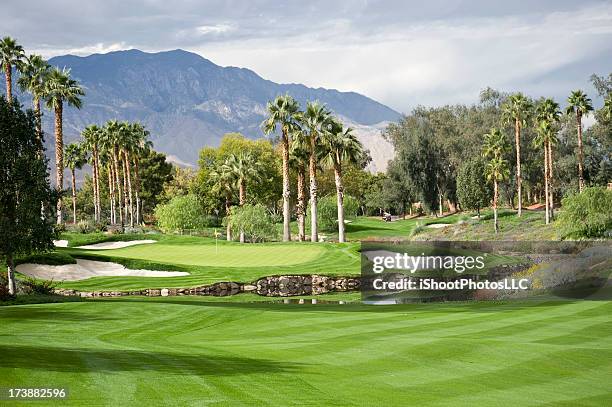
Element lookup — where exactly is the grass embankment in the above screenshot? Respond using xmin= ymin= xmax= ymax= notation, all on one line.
xmin=37 ymin=235 xmax=361 ymax=291
xmin=1 ymin=298 xmax=610 ymax=405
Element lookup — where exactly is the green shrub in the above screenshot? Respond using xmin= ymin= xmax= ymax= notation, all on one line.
xmin=226 ymin=204 xmax=277 ymax=242
xmin=154 ymin=194 xmax=212 ymax=233
xmin=21 ymin=277 xmax=57 ymax=295
xmin=556 ymin=187 xmax=612 ymax=239
xmin=456 ymin=158 xmax=491 ymax=216
xmin=309 ymin=195 xmax=360 ymax=232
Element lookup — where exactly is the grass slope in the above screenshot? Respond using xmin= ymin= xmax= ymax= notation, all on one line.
xmin=1 ymin=298 xmax=610 ymax=406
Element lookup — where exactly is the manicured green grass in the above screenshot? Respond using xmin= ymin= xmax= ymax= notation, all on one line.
xmin=50 ymin=237 xmax=360 ymax=291
xmin=1 ymin=298 xmax=610 ymax=406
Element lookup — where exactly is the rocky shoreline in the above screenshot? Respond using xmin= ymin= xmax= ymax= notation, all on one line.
xmin=53 ymin=275 xmax=361 ymax=298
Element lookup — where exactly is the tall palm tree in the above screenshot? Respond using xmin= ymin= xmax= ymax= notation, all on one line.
xmin=64 ymin=142 xmax=87 ymax=224
xmin=17 ymin=54 xmax=50 ymax=139
xmin=262 ymin=94 xmax=302 ymax=241
xmin=289 ymin=133 xmax=310 ymax=241
xmin=225 ymin=153 xmax=261 ymax=243
xmin=302 ymin=101 xmax=331 ymax=242
xmin=0 ymin=36 xmax=24 ymax=103
xmin=210 ymin=162 xmax=236 ymax=241
xmin=82 ymin=125 xmax=103 ymax=222
xmin=483 ymin=128 xmax=510 ymax=234
xmin=130 ymin=123 xmax=152 ymax=226
xmin=321 ymin=119 xmax=365 ymax=243
xmin=104 ymin=120 xmax=125 ymax=228
xmin=566 ymin=90 xmax=593 ymax=192
xmin=534 ymin=98 xmax=561 ymax=223
xmin=502 ymin=93 xmax=532 ymax=216
xmin=43 ymin=67 xmax=84 ymax=224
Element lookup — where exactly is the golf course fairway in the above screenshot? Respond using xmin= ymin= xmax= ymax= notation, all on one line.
xmin=1 ymin=297 xmax=610 ymax=406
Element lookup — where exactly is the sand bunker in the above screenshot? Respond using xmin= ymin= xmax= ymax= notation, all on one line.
xmin=16 ymin=259 xmax=188 ymax=281
xmin=426 ymin=223 xmax=451 ymax=229
xmin=53 ymin=240 xmax=69 ymax=247
xmin=76 ymin=240 xmax=157 ymax=250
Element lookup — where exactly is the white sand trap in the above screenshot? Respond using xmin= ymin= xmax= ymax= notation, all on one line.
xmin=76 ymin=240 xmax=157 ymax=250
xmin=53 ymin=240 xmax=69 ymax=247
xmin=426 ymin=223 xmax=451 ymax=229
xmin=16 ymin=259 xmax=188 ymax=281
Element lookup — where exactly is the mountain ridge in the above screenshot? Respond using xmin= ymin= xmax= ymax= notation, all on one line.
xmin=17 ymin=48 xmax=399 ymax=172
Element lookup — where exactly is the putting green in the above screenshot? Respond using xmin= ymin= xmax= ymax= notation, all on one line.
xmin=88 ymin=242 xmax=326 ymax=267
xmin=1 ymin=298 xmax=610 ymax=405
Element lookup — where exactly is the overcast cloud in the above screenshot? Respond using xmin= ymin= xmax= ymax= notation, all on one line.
xmin=2 ymin=0 xmax=611 ymax=112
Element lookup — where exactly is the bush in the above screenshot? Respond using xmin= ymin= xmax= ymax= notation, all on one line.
xmin=0 ymin=272 xmax=11 ymax=301
xmin=556 ymin=187 xmax=612 ymax=239
xmin=154 ymin=194 xmax=213 ymax=233
xmin=309 ymin=195 xmax=360 ymax=232
xmin=456 ymin=158 xmax=491 ymax=216
xmin=21 ymin=277 xmax=57 ymax=295
xmin=226 ymin=204 xmax=277 ymax=242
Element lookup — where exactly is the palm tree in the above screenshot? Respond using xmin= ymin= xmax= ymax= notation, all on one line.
xmin=302 ymin=101 xmax=331 ymax=242
xmin=0 ymin=36 xmax=24 ymax=103
xmin=81 ymin=125 xmax=103 ymax=222
xmin=321 ymin=119 xmax=365 ymax=243
xmin=104 ymin=120 xmax=125 ymax=228
xmin=502 ymin=93 xmax=532 ymax=216
xmin=210 ymin=162 xmax=236 ymax=241
xmin=483 ymin=128 xmax=510 ymax=233
xmin=17 ymin=54 xmax=50 ymax=139
xmin=289 ymin=133 xmax=310 ymax=241
xmin=262 ymin=94 xmax=302 ymax=241
xmin=534 ymin=98 xmax=561 ymax=223
xmin=43 ymin=67 xmax=84 ymax=224
xmin=130 ymin=123 xmax=152 ymax=226
xmin=566 ymin=90 xmax=593 ymax=192
xmin=225 ymin=152 xmax=261 ymax=243
xmin=64 ymin=142 xmax=87 ymax=224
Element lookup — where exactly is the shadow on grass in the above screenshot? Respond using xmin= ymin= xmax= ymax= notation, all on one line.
xmin=0 ymin=307 xmax=116 ymax=321
xmin=345 ymin=223 xmax=395 ymax=233
xmin=0 ymin=345 xmax=304 ymax=375
xmin=91 ymin=297 xmax=582 ymax=314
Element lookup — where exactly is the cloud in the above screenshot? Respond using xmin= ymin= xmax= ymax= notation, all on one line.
xmin=2 ymin=0 xmax=611 ymax=112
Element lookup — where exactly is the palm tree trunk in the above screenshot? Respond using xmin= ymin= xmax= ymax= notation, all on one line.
xmin=33 ymin=97 xmax=42 ymax=147
xmin=544 ymin=145 xmax=549 ymax=225
xmin=6 ymin=253 xmax=16 ymax=295
xmin=281 ymin=130 xmax=291 ymax=242
xmin=112 ymin=147 xmax=124 ymax=228
xmin=121 ymin=154 xmax=129 ymax=223
xmin=515 ymin=119 xmax=522 ymax=216
xmin=93 ymin=147 xmax=101 ymax=223
xmin=226 ymin=195 xmax=232 ymax=241
xmin=54 ymin=103 xmax=64 ymax=224
xmin=334 ymin=160 xmax=346 ymax=243
xmin=309 ymin=137 xmax=318 ymax=242
xmin=239 ymin=180 xmax=246 ymax=243
xmin=576 ymin=113 xmax=585 ymax=192
xmin=493 ymin=180 xmax=499 ymax=234
xmin=297 ymin=163 xmax=306 ymax=242
xmin=134 ymin=156 xmax=141 ymax=225
xmin=108 ymin=163 xmax=115 ymax=224
xmin=547 ymin=140 xmax=554 ymax=220
xmin=71 ymin=168 xmax=77 ymax=224
xmin=4 ymin=64 xmax=12 ymax=104
xmin=125 ymin=151 xmax=134 ymax=227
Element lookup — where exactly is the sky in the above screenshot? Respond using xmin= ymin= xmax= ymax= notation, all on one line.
xmin=2 ymin=0 xmax=612 ymax=113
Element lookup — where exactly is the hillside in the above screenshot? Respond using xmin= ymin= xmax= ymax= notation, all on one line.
xmin=10 ymin=49 xmax=399 ymax=171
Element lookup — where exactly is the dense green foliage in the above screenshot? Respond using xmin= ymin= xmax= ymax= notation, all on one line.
xmin=309 ymin=195 xmax=359 ymax=232
xmin=0 ymin=97 xmax=57 ymax=294
xmin=154 ymin=194 xmax=213 ymax=233
xmin=226 ymin=204 xmax=278 ymax=242
xmin=456 ymin=158 xmax=491 ymax=216
xmin=556 ymin=187 xmax=612 ymax=238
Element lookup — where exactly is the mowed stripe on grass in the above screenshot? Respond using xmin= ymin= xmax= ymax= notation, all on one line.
xmin=1 ymin=298 xmax=610 ymax=406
